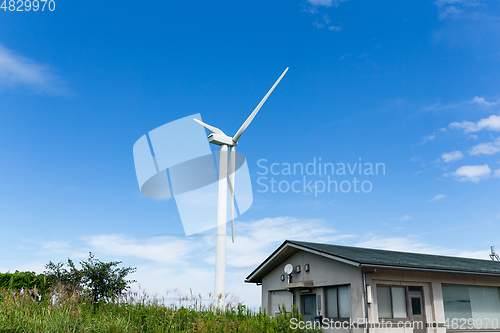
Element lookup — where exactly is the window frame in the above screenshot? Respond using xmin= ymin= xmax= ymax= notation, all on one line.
xmin=324 ymin=284 xmax=351 ymax=321
xmin=376 ymin=285 xmax=411 ymax=320
xmin=441 ymin=284 xmax=500 ymax=332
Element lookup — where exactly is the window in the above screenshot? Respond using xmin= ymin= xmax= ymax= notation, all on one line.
xmin=377 ymin=286 xmax=408 ymax=319
xmin=325 ymin=285 xmax=350 ymax=319
xmin=442 ymin=285 xmax=500 ymax=329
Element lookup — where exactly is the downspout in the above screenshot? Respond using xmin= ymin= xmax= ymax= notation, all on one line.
xmin=361 ymin=267 xmax=376 ymax=333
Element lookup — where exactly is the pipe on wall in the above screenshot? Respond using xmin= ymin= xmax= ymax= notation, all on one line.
xmin=362 ymin=269 xmax=376 ymax=333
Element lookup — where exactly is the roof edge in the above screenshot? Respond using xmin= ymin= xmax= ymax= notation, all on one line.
xmin=245 ymin=240 xmax=362 ymax=284
xmin=245 ymin=240 xmax=291 ymax=283
xmin=360 ymin=263 xmax=500 ymax=277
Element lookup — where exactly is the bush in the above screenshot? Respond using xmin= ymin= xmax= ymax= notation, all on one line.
xmin=44 ymin=252 xmax=136 ymax=304
xmin=0 ymin=271 xmax=49 ymax=295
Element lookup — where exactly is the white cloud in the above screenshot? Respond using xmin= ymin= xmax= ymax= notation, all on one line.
xmin=81 ymin=217 xmax=356 ymax=308
xmin=450 ymin=114 xmax=500 ymax=133
xmin=392 ymin=215 xmax=413 ymax=221
xmin=455 ymin=250 xmax=491 ymax=259
xmin=307 ymin=0 xmax=349 ymax=7
xmin=225 ymin=217 xmax=353 ymax=268
xmin=0 ymin=260 xmax=47 ymax=275
xmin=477 ymin=115 xmax=500 ymax=131
xmin=305 ymin=0 xmax=348 ymax=30
xmin=41 ymin=241 xmax=71 ymax=253
xmin=468 ymin=138 xmax=500 ymax=155
xmin=449 ymin=120 xmax=478 ymax=132
xmin=84 ymin=234 xmax=203 ymax=265
xmin=494 ymin=169 xmax=500 ymax=178
xmin=356 ymin=235 xmax=489 ymax=260
xmin=471 ymin=96 xmax=498 ymax=107
xmin=83 ymin=218 xmax=352 ymax=270
xmin=312 ymin=20 xmax=325 ymax=29
xmin=418 ymin=126 xmax=448 ymax=145
xmin=311 ymin=14 xmax=343 ymax=32
xmin=434 ymin=0 xmax=484 ymax=19
xmin=441 ymin=151 xmax=464 ymax=162
xmin=308 ymin=0 xmax=333 ymax=6
xmin=0 ymin=44 xmax=70 ymax=95
xmin=421 ymin=134 xmax=436 ymax=144
xmin=18 ymin=217 xmax=498 ymax=308
xmin=355 ymin=236 xmax=453 ymax=255
xmin=447 ymin=164 xmax=491 ymax=182
xmin=431 ymin=194 xmax=447 ymax=201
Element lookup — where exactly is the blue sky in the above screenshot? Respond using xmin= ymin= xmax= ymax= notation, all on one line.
xmin=1 ymin=0 xmax=500 ymax=307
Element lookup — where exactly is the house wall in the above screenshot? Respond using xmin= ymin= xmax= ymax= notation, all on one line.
xmin=261 ymin=250 xmax=365 ymax=333
xmin=260 ymin=250 xmax=500 ymax=333
xmin=366 ymin=268 xmax=500 ymax=333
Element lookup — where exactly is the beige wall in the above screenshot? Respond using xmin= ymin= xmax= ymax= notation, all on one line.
xmin=367 ymin=268 xmax=500 ymax=333
xmin=261 ymin=250 xmax=364 ymax=333
xmin=260 ymin=250 xmax=500 ymax=333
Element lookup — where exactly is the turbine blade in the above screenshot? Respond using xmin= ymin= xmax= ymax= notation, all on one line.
xmin=193 ymin=118 xmax=225 ymax=135
xmin=232 ymin=67 xmax=288 ymax=143
xmin=228 ymin=146 xmax=236 ymax=243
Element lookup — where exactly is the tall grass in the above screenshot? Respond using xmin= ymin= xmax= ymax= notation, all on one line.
xmin=0 ymin=287 xmax=317 ymax=332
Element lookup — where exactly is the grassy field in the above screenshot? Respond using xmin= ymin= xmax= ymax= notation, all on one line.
xmin=0 ymin=287 xmax=314 ymax=333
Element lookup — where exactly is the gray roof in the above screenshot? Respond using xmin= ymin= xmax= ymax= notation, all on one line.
xmin=245 ymin=240 xmax=500 ymax=283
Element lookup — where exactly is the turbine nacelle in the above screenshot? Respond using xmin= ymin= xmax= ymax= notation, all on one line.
xmin=208 ymin=133 xmax=236 ymax=147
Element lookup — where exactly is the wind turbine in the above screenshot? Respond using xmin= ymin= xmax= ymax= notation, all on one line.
xmin=193 ymin=67 xmax=288 ymax=308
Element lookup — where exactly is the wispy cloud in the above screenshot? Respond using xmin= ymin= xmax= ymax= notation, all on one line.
xmin=418 ymin=127 xmax=447 ymax=145
xmin=81 ymin=217 xmax=355 ymax=307
xmin=450 ymin=114 xmax=500 ymax=133
xmin=84 ymin=234 xmax=202 ymax=265
xmin=421 ymin=134 xmax=436 ymax=144
xmin=225 ymin=217 xmax=354 ymax=267
xmin=356 ymin=231 xmax=490 ymax=259
xmin=391 ymin=215 xmax=413 ymax=221
xmin=305 ymin=1 xmax=346 ymax=31
xmin=311 ymin=14 xmax=343 ymax=32
xmin=307 ymin=0 xmax=349 ymax=7
xmin=312 ymin=20 xmax=325 ymax=29
xmin=441 ymin=151 xmax=464 ymax=162
xmin=434 ymin=0 xmax=484 ymax=20
xmin=41 ymin=241 xmax=71 ymax=253
xmin=446 ymin=164 xmax=492 ymax=182
xmin=329 ymin=25 xmax=342 ymax=32
xmin=22 ymin=216 xmax=496 ymax=307
xmin=470 ymin=96 xmax=498 ymax=108
xmin=0 ymin=44 xmax=71 ymax=95
xmin=424 ymin=96 xmax=496 ymax=112
xmin=83 ymin=217 xmax=354 ymax=269
xmin=355 ymin=235 xmax=452 ymax=255
xmin=411 ymin=156 xmax=423 ymax=163
xmin=431 ymin=194 xmax=447 ymax=201
xmin=468 ymin=138 xmax=500 ymax=156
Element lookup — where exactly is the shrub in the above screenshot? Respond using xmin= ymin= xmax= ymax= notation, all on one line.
xmin=44 ymin=252 xmax=136 ymax=304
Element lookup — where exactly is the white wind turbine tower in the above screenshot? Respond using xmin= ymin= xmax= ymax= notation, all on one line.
xmin=193 ymin=67 xmax=288 ymax=308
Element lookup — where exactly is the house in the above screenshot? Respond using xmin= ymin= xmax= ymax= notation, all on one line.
xmin=245 ymin=240 xmax=500 ymax=332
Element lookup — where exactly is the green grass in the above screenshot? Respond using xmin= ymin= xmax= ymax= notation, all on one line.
xmin=0 ymin=287 xmax=316 ymax=332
